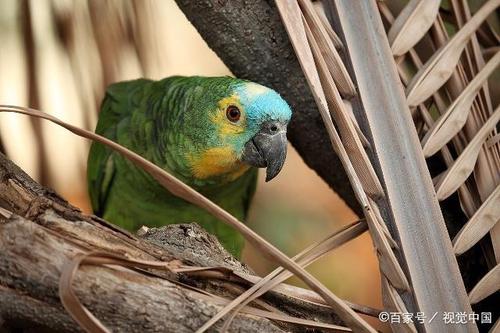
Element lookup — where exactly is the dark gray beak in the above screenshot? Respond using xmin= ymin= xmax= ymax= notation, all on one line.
xmin=241 ymin=121 xmax=288 ymax=182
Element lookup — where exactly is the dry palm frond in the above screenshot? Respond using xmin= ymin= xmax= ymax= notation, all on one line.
xmin=468 ymin=263 xmax=500 ymax=304
xmin=280 ymin=0 xmax=499 ymax=332
xmin=302 ymin=17 xmax=384 ymax=198
xmin=200 ymin=219 xmax=368 ymax=333
xmin=434 ymin=106 xmax=499 ymax=199
xmin=453 ymin=184 xmax=500 ymax=254
xmin=387 ymin=0 xmax=499 ymax=245
xmin=376 ymin=0 xmax=499 ymax=331
xmin=421 ymin=52 xmax=500 ymax=157
xmin=298 ymin=0 xmax=356 ymax=97
xmin=277 ymin=1 xmax=417 ymax=332
xmin=405 ymin=0 xmax=498 ymax=107
xmin=388 ymin=0 xmax=441 ymax=56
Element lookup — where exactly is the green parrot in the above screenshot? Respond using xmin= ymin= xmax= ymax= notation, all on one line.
xmin=87 ymin=76 xmax=292 ymax=257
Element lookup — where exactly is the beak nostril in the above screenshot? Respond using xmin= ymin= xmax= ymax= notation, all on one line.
xmin=242 ymin=123 xmax=288 ymax=181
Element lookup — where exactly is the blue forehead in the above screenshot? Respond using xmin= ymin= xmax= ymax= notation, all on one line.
xmin=234 ymin=83 xmax=292 ymax=123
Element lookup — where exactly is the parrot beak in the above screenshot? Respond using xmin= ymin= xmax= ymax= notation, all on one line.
xmin=241 ymin=121 xmax=288 ymax=182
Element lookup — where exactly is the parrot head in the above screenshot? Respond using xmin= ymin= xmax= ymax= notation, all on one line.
xmin=180 ymin=77 xmax=292 ymax=185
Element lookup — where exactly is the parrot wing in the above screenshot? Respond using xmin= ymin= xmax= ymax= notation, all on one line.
xmin=87 ymin=79 xmax=151 ymax=216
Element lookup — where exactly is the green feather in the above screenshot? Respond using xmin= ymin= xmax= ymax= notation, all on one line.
xmin=88 ymin=76 xmax=291 ymax=257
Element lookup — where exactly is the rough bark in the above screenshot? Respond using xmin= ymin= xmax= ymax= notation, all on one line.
xmin=174 ymin=0 xmax=362 ymax=216
xmin=0 ymin=215 xmax=285 ymax=333
xmin=0 ymin=153 xmax=343 ymax=333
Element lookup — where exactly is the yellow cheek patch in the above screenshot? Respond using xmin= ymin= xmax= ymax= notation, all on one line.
xmin=190 ymin=147 xmax=250 ymax=181
xmin=212 ymin=95 xmax=246 ymax=136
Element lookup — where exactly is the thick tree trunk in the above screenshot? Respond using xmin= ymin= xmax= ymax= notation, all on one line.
xmin=0 ymin=215 xmax=285 ymax=333
xmin=174 ymin=0 xmax=362 ymax=216
xmin=0 ymin=153 xmax=344 ymax=333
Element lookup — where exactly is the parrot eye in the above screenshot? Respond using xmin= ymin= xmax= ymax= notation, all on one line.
xmin=226 ymin=105 xmax=241 ymax=123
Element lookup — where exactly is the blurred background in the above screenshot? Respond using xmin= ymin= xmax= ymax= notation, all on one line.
xmin=0 ymin=0 xmax=383 ymax=328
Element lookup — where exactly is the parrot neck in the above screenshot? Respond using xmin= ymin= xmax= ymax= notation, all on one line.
xmin=162 ymin=134 xmax=251 ymax=189
xmin=187 ymin=146 xmax=251 ymax=187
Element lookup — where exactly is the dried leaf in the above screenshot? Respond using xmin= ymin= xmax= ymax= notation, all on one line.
xmin=234 ymin=271 xmax=381 ymax=318
xmin=197 ymin=219 xmax=368 ymax=333
xmin=328 ymin=9 xmax=469 ymax=322
xmin=367 ymin=198 xmax=410 ymax=291
xmin=381 ymin=2 xmax=482 ymax=220
xmin=468 ymin=263 xmax=500 ymax=303
xmin=313 ymin=1 xmax=343 ymax=50
xmin=343 ymin=101 xmax=371 ymax=149
xmin=59 ymin=251 xmax=182 ymax=333
xmin=220 ymin=221 xmax=369 ymax=332
xmin=422 ymin=51 xmax=500 ymax=157
xmin=243 ymin=274 xmax=380 ymax=317
xmin=406 ymin=0 xmax=500 ymax=107
xmin=303 ymin=17 xmax=384 ymax=198
xmin=453 ymin=185 xmax=500 ymax=255
xmin=59 ymin=253 xmax=111 ymax=333
xmin=276 ymin=0 xmax=370 ymax=209
xmin=202 ymin=293 xmax=353 ymax=332
xmin=435 ymin=105 xmax=500 ymax=200
xmin=235 ymin=308 xmax=352 ymax=332
xmin=369 ymin=199 xmax=399 ymax=249
xmin=264 ymin=7 xmax=378 ymax=329
xmin=490 ymin=318 xmax=500 ymax=333
xmin=0 ymin=206 xmax=14 ymax=219
xmin=276 ymin=1 xmax=327 ymax=108
xmin=299 ymin=0 xmax=356 ymax=97
xmin=388 ymin=0 xmax=441 ymax=56
xmin=381 ymin=278 xmax=418 ymax=333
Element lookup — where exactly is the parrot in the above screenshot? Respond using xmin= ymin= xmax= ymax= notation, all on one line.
xmin=87 ymin=76 xmax=292 ymax=257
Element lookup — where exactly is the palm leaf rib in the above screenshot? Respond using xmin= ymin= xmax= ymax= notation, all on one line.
xmin=329 ymin=0 xmax=498 ymax=331
xmin=384 ymin=0 xmax=499 ymax=309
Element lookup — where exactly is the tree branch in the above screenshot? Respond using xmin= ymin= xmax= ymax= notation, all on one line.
xmin=0 ymin=153 xmax=345 ymax=333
